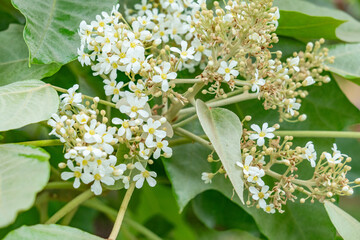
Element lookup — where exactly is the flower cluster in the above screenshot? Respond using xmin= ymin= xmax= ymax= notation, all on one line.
xmin=48 ymin=84 xmax=173 ymax=195
xmin=201 ymin=119 xmax=357 ymax=214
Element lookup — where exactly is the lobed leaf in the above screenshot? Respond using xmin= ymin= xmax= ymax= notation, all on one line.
xmin=324 ymin=201 xmax=360 ymax=240
xmin=0 ymin=24 xmax=60 ymax=86
xmin=3 ymin=224 xmax=103 ymax=240
xmin=0 ymin=79 xmax=59 ymax=131
xmin=196 ymin=99 xmax=244 ymax=204
xmin=0 ymin=144 xmax=50 ymax=227
xmin=11 ymin=0 xmax=118 ymax=65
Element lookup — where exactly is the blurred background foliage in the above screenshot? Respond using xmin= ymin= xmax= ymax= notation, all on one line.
xmin=1 ymin=0 xmax=360 ymax=239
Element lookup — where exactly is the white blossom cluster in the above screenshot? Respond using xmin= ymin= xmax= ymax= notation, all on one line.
xmin=48 ymin=84 xmax=173 ymax=195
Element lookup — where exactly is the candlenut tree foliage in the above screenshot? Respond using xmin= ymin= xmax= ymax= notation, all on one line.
xmin=1 ymin=0 xmax=360 ymax=239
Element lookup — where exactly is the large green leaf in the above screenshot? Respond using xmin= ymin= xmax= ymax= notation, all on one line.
xmin=195 ymin=100 xmax=244 ymax=203
xmin=3 ymin=224 xmax=103 ymax=240
xmin=199 ymin=229 xmax=260 ymax=240
xmin=163 ymin=141 xmax=336 ymax=240
xmin=0 ymin=144 xmax=50 ymax=227
xmin=275 ymin=0 xmax=360 ymax=42
xmin=327 ymin=43 xmax=360 ymax=82
xmin=0 ymin=24 xmax=60 ymax=86
xmin=11 ymin=0 xmax=118 ymax=64
xmin=0 ymin=79 xmax=59 ymax=131
xmin=324 ymin=201 xmax=360 ymax=240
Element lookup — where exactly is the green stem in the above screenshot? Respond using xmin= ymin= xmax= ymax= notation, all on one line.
xmin=44 ymin=181 xmax=84 ymax=190
xmin=10 ymin=139 xmax=62 ymax=147
xmin=172 ymin=114 xmax=198 ymax=129
xmin=265 ymin=169 xmax=315 ymax=189
xmin=108 ymin=182 xmax=136 ymax=240
xmin=174 ymin=128 xmax=214 ymax=150
xmin=84 ymin=199 xmax=162 ymax=240
xmin=60 ymin=207 xmax=78 ymax=225
xmin=275 ymin=130 xmax=360 ymax=139
xmin=45 ymin=189 xmax=93 ymax=224
xmin=51 ymin=85 xmax=117 ymax=108
xmin=169 ymin=78 xmax=200 ymax=84
xmin=169 ymin=135 xmax=208 ymax=147
xmin=178 ymin=92 xmax=258 ymax=116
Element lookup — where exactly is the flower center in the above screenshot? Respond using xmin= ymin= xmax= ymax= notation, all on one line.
xmin=157 ymin=142 xmax=164 ymax=148
xmin=113 ymin=88 xmax=120 ymax=94
xmin=161 ymin=73 xmax=167 ymax=80
xmin=181 ymin=51 xmax=187 ymax=56
xmin=105 ymin=37 xmax=110 ymax=43
xmin=99 ymin=21 xmax=105 ymax=27
xmin=120 ymin=52 xmax=126 ymax=58
xmin=160 ymin=31 xmax=165 ymax=36
xmin=131 ymin=106 xmax=138 ymax=112
xmin=266 ymin=206 xmax=271 ymax=212
xmin=148 ymin=128 xmax=155 ymax=134
xmin=244 ymin=166 xmax=249 ymax=171
xmin=97 ymin=159 xmax=102 ymax=165
xmin=131 ymin=57 xmax=137 ymax=63
xmin=142 ymin=170 xmax=150 ymax=178
xmin=130 ymin=42 xmax=136 ymax=48
xmin=198 ymin=45 xmax=205 ymax=52
xmin=123 ymin=121 xmax=130 ymax=128
xmin=94 ymin=173 xmax=101 ymax=181
xmin=258 ymin=192 xmax=265 ymax=199
xmin=112 ymin=62 xmax=118 ymax=69
xmin=82 ymin=160 xmax=88 ymax=166
xmin=74 ymin=171 xmax=81 ymax=178
xmin=259 ymin=132 xmax=266 ymax=137
xmin=253 ymin=176 xmax=258 ymax=181
xmin=89 ymin=129 xmax=96 ymax=135
xmin=142 ymin=6 xmax=147 ymax=11
xmin=225 ymin=68 xmax=231 ymax=74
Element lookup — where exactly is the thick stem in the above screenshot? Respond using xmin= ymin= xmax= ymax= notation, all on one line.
xmin=275 ymin=130 xmax=360 ymax=139
xmin=45 ymin=189 xmax=93 ymax=224
xmin=108 ymin=182 xmax=136 ymax=240
xmin=9 ymin=139 xmax=62 ymax=147
xmin=51 ymin=85 xmax=117 ymax=108
xmin=165 ymin=82 xmax=205 ymax=122
xmin=44 ymin=181 xmax=84 ymax=190
xmin=178 ymin=92 xmax=258 ymax=116
xmin=265 ymin=169 xmax=315 ymax=188
xmin=169 ymin=78 xmax=200 ymax=84
xmin=172 ymin=114 xmax=198 ymax=129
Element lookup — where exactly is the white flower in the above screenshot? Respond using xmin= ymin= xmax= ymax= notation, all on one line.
xmin=249 ymin=185 xmax=270 ymax=208
xmin=191 ymin=38 xmax=211 ymax=61
xmin=104 ymin=80 xmax=124 ymax=102
xmin=264 ymin=203 xmax=275 ymax=214
xmin=303 ymin=141 xmax=317 ymax=167
xmin=269 ymin=8 xmax=280 ymax=28
xmin=119 ymin=95 xmax=149 ymax=118
xmin=143 ymin=118 xmax=167 ymax=147
xmin=251 ymin=69 xmax=265 ymax=94
xmin=61 ymin=160 xmax=93 ymax=188
xmin=170 ymin=40 xmax=195 ymax=60
xmin=74 ymin=145 xmax=103 ymax=158
xmin=84 ymin=119 xmax=106 ymax=143
xmin=123 ymin=32 xmax=145 ymax=59
xmin=249 ymin=123 xmax=275 ymax=146
xmin=139 ymin=142 xmax=151 ymax=160
xmin=284 ymin=98 xmax=301 ymax=116
xmin=112 ymin=118 xmax=135 ymax=140
xmin=122 ymin=176 xmax=130 ymax=189
xmin=247 ymin=167 xmax=265 ymax=186
xmin=304 ymin=76 xmax=315 ymax=86
xmin=134 ymin=0 xmax=151 ymax=16
xmin=90 ymin=166 xmax=115 ymax=195
xmin=150 ymin=137 xmax=172 ymax=159
xmin=129 ymin=81 xmax=146 ymax=98
xmin=121 ymin=54 xmax=144 ymax=74
xmin=111 ymin=163 xmax=127 ymax=180
xmin=201 ymin=172 xmax=213 ymax=184
xmin=153 ymin=62 xmax=177 ymax=92
xmin=217 ymin=60 xmax=239 ymax=82
xmin=289 ymin=56 xmax=300 ymax=72
xmin=76 ymin=114 xmax=89 ymax=125
xmin=133 ymin=162 xmax=157 ymax=189
xmin=60 ymin=84 xmax=82 ymax=106
xmin=236 ymin=155 xmax=254 ymax=175
xmin=324 ymin=145 xmax=346 ymax=165
xmin=77 ymin=46 xmax=92 ymax=66
xmin=137 ymin=16 xmax=155 ymax=30
xmin=64 ymin=149 xmax=78 ymax=159
xmin=145 ymin=8 xmax=165 ymax=22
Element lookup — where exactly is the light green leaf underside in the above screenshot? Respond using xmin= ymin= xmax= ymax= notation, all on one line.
xmin=0 ymin=24 xmax=60 ymax=86
xmin=0 ymin=79 xmax=59 ymax=131
xmin=328 ymin=43 xmax=360 ymax=80
xmin=324 ymin=201 xmax=360 ymax=240
xmin=0 ymin=144 xmax=50 ymax=227
xmin=196 ymin=99 xmax=244 ymax=204
xmin=275 ymin=0 xmax=360 ymax=42
xmin=3 ymin=224 xmax=103 ymax=240
xmin=11 ymin=0 xmax=118 ymax=64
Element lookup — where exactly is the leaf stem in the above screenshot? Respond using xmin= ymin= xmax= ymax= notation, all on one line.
xmin=275 ymin=130 xmax=360 ymax=139
xmin=174 ymin=128 xmax=214 ymax=150
xmin=51 ymin=85 xmax=117 ymax=108
xmin=45 ymin=189 xmax=93 ymax=224
xmin=178 ymin=92 xmax=258 ymax=116
xmin=172 ymin=114 xmax=198 ymax=129
xmin=84 ymin=198 xmax=162 ymax=240
xmin=44 ymin=181 xmax=85 ymax=190
xmin=108 ymin=182 xmax=136 ymax=240
xmin=10 ymin=139 xmax=62 ymax=147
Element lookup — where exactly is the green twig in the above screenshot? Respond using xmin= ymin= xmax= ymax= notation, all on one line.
xmin=174 ymin=128 xmax=213 ymax=150
xmin=10 ymin=139 xmax=62 ymax=147
xmin=45 ymin=189 xmax=93 ymax=224
xmin=275 ymin=130 xmax=360 ymax=139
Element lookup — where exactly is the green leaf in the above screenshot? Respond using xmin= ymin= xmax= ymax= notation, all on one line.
xmin=0 ymin=24 xmax=60 ymax=86
xmin=3 ymin=224 xmax=103 ymax=240
xmin=324 ymin=201 xmax=360 ymax=240
xmin=199 ymin=229 xmax=260 ymax=240
xmin=327 ymin=43 xmax=360 ymax=82
xmin=11 ymin=0 xmax=118 ymax=65
xmin=0 ymin=144 xmax=50 ymax=227
xmin=275 ymin=0 xmax=360 ymax=42
xmin=0 ymin=79 xmax=59 ymax=131
xmin=196 ymin=99 xmax=244 ymax=203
